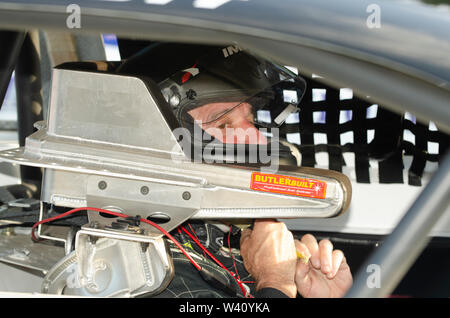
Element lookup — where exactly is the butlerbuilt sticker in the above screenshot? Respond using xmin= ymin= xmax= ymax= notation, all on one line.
xmin=250 ymin=172 xmax=327 ymax=199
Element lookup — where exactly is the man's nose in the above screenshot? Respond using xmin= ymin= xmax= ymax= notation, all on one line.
xmin=232 ymin=120 xmax=268 ymax=145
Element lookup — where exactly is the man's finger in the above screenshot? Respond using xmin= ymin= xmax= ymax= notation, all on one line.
xmin=301 ymin=234 xmax=320 ymax=269
xmin=240 ymin=228 xmax=252 ymax=246
xmin=295 ymin=240 xmax=311 ymax=284
xmin=339 ymin=255 xmax=351 ymax=272
xmin=330 ymin=249 xmax=344 ymax=278
xmin=294 ymin=240 xmax=311 ymax=264
xmin=294 ymin=241 xmax=311 ymax=295
xmin=252 ymin=219 xmax=278 ymax=232
xmin=319 ymin=239 xmax=333 ymax=276
xmin=295 ymin=257 xmax=311 ymax=286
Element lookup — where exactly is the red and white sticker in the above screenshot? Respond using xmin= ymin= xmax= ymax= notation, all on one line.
xmin=250 ymin=172 xmax=327 ymax=199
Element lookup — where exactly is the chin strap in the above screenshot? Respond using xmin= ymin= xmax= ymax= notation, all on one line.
xmin=280 ymin=139 xmax=302 ymax=166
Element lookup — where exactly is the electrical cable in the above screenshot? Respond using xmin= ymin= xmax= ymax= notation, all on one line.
xmin=179 ymin=225 xmax=252 ymax=298
xmin=32 ymin=206 xmax=253 ymax=297
xmin=31 ymin=207 xmax=203 ymax=271
xmin=228 ymin=225 xmax=241 ymax=282
xmin=227 ymin=225 xmax=255 ymax=286
xmin=188 ymin=222 xmax=207 ymax=258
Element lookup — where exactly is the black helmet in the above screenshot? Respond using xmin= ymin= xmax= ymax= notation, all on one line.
xmin=117 ymin=43 xmax=306 ymax=166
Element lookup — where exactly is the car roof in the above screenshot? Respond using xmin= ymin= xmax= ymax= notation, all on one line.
xmin=0 ymin=0 xmax=449 ymax=131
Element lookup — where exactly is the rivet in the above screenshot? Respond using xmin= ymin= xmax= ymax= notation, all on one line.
xmin=182 ymin=191 xmax=191 ymax=200
xmin=98 ymin=181 xmax=107 ymax=190
xmin=140 ymin=186 xmax=149 ymax=195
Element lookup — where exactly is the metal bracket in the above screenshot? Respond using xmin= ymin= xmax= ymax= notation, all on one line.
xmin=42 ymin=224 xmax=174 ymax=297
xmin=86 ymin=175 xmax=201 ymax=235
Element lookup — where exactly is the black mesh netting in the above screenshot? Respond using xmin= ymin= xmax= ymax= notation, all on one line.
xmin=278 ymin=74 xmax=450 ymax=186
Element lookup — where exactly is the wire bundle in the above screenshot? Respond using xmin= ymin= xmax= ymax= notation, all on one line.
xmin=32 ymin=207 xmax=253 ymax=297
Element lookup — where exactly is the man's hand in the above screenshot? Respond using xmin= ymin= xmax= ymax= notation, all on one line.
xmin=294 ymin=234 xmax=353 ymax=298
xmin=240 ymin=219 xmax=297 ymax=298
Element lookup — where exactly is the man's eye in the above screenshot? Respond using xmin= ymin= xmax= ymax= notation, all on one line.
xmin=217 ymin=120 xmax=233 ymax=129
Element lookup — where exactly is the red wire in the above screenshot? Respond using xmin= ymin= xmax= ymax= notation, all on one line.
xmin=31 ymin=207 xmax=202 ymax=271
xmin=179 ymin=226 xmax=252 ymax=298
xmin=32 ymin=207 xmax=254 ymax=297
xmin=228 ymin=225 xmax=241 ymax=282
xmin=188 ymin=223 xmax=207 ymax=258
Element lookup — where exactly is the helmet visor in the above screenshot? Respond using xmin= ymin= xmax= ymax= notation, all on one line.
xmin=159 ymin=48 xmax=306 ymax=143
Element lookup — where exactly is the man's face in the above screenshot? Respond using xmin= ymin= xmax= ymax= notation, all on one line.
xmin=188 ymin=102 xmax=268 ymax=145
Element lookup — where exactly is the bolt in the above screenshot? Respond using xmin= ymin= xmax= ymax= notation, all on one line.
xmin=98 ymin=180 xmax=107 ymax=190
xmin=140 ymin=186 xmax=149 ymax=195
xmin=140 ymin=242 xmax=149 ymax=253
xmin=90 ymin=221 xmax=100 ymax=229
xmin=186 ymin=89 xmax=197 ymax=100
xmin=89 ymin=235 xmax=99 ymax=245
xmin=182 ymin=191 xmax=191 ymax=200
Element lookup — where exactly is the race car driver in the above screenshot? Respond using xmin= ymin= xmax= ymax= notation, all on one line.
xmin=117 ymin=42 xmax=353 ymax=298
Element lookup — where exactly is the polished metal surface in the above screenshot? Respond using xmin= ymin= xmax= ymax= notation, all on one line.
xmin=45 ymin=69 xmax=184 ymax=155
xmin=42 ymin=228 xmax=174 ymax=297
xmin=0 ymin=68 xmax=351 ymax=236
xmin=0 ymin=229 xmax=65 ymax=275
xmin=0 ymin=0 xmax=448 ymax=86
xmin=0 ymin=0 xmax=448 ymax=133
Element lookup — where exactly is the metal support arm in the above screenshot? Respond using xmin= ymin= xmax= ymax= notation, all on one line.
xmin=346 ymin=151 xmax=450 ymax=297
